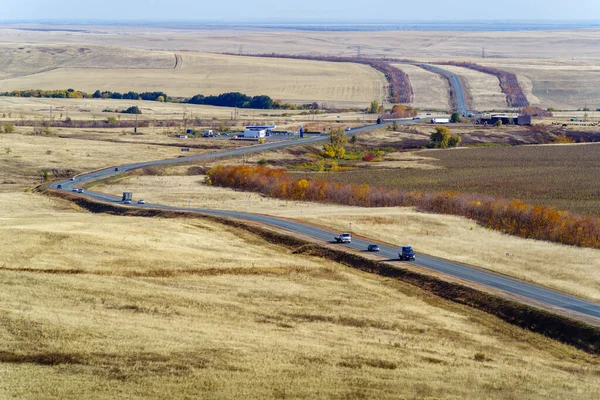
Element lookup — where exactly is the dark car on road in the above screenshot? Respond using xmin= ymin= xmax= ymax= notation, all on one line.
xmin=367 ymin=244 xmax=380 ymax=252
xmin=399 ymin=246 xmax=416 ymax=261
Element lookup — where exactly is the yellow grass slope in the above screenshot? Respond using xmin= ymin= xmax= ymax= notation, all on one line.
xmin=1 ymin=192 xmax=600 ymax=399
xmin=93 ymin=174 xmax=600 ymax=302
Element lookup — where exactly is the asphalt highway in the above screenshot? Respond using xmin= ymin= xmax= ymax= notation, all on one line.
xmin=50 ymin=124 xmax=600 ymax=323
xmin=421 ymin=64 xmax=469 ymax=116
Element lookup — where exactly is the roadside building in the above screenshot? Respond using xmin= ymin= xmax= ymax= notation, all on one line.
xmin=477 ymin=113 xmax=531 ymax=126
xmin=242 ymin=125 xmax=276 ymax=138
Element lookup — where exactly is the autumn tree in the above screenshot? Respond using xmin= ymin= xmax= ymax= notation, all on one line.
xmin=368 ymin=101 xmax=380 ymax=114
xmin=323 ymin=127 xmax=347 ymax=159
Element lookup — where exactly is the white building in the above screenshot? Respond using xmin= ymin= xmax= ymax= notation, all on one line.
xmin=243 ymin=125 xmax=276 ymax=138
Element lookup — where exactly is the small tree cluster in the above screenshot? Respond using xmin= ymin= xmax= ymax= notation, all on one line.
xmin=2 ymin=124 xmax=14 ymax=133
xmin=322 ymin=128 xmax=347 ymax=159
xmin=427 ymin=126 xmax=462 ymax=148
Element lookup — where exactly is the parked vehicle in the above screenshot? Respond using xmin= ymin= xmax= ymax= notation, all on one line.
xmin=57 ymin=184 xmax=62 ymax=189
xmin=399 ymin=246 xmax=416 ymax=261
xmin=204 ymin=130 xmax=214 ymax=137
xmin=431 ymin=118 xmax=450 ymax=124
xmin=367 ymin=244 xmax=380 ymax=252
xmin=123 ymin=200 xmax=132 ymax=204
xmin=70 ymin=177 xmax=75 ymax=181
xmin=334 ymin=233 xmax=352 ymax=243
xmin=77 ymin=188 xmax=84 ymax=193
xmin=137 ymin=199 xmax=146 ymax=204
xmin=72 ymin=188 xmax=79 ymax=192
xmin=114 ymin=167 xmax=120 ymax=171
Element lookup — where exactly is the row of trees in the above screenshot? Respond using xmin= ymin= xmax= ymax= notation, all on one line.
xmin=206 ymin=165 xmax=600 ymax=249
xmin=187 ymin=92 xmax=275 ymax=109
xmin=1 ymin=89 xmax=167 ymax=102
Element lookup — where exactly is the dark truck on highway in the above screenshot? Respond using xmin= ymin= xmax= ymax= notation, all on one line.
xmin=399 ymin=246 xmax=416 ymax=261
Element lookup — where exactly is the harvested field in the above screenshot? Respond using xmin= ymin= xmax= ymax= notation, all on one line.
xmin=432 ymin=64 xmax=507 ymax=110
xmin=92 ymin=172 xmax=600 ymax=301
xmin=480 ymin=60 xmax=600 ymax=110
xmin=0 ymin=44 xmax=174 ymax=80
xmin=3 ymin=26 xmax=600 ymax=60
xmin=312 ymin=143 xmax=600 ymax=217
xmin=2 ymin=192 xmax=600 ymax=398
xmin=0 ymin=51 xmax=387 ymax=108
xmin=391 ymin=64 xmax=451 ymax=110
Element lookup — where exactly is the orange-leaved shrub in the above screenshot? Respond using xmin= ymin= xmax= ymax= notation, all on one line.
xmin=207 ymin=165 xmax=600 ymax=249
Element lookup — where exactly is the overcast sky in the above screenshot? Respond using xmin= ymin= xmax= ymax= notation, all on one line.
xmin=3 ymin=0 xmax=600 ymax=22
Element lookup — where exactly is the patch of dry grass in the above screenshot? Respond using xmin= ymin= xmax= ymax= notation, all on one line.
xmin=0 ymin=132 xmax=214 ymax=192
xmin=391 ymin=63 xmax=451 ymax=110
xmin=93 ymin=174 xmax=600 ymax=301
xmin=2 ymin=193 xmax=600 ymax=399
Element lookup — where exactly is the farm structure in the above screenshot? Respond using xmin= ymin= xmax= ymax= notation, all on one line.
xmin=478 ymin=114 xmax=532 ymax=126
xmin=243 ymin=126 xmax=276 ymax=138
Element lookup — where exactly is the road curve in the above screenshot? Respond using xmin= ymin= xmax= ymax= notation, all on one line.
xmin=420 ymin=64 xmax=469 ymax=116
xmin=49 ymin=125 xmax=600 ymax=323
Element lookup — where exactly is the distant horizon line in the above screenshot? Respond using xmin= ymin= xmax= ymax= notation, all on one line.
xmin=1 ymin=18 xmax=600 ymax=24
xmin=1 ymin=19 xmax=599 ymax=33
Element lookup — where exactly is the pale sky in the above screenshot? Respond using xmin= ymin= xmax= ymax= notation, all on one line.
xmin=2 ymin=0 xmax=600 ymax=22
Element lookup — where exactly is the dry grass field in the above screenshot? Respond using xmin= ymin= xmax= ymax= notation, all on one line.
xmin=0 ymin=44 xmax=174 ymax=80
xmin=3 ymin=25 xmax=600 ymax=60
xmin=0 ymin=97 xmax=376 ymax=124
xmin=0 ymin=131 xmax=224 ymax=192
xmin=2 ymin=28 xmax=600 ymax=109
xmin=2 ymin=192 xmax=600 ymax=399
xmin=0 ymin=47 xmax=387 ymax=108
xmin=317 ymin=142 xmax=600 ymax=217
xmin=92 ymin=173 xmax=600 ymax=301
xmin=479 ymin=59 xmax=600 ymax=110
xmin=431 ymin=64 xmax=507 ymax=110
xmin=391 ymin=64 xmax=451 ymax=110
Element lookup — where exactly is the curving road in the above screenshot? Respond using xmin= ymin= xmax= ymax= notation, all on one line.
xmin=420 ymin=64 xmax=469 ymax=116
xmin=49 ymin=125 xmax=600 ymax=324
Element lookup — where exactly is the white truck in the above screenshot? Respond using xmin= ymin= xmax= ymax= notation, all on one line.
xmin=334 ymin=233 xmax=352 ymax=243
xmin=431 ymin=118 xmax=450 ymax=124
xmin=204 ymin=130 xmax=214 ymax=137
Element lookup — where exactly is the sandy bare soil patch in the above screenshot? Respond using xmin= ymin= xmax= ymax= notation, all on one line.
xmin=93 ymin=174 xmax=600 ymax=301
xmin=1 ymin=192 xmax=600 ymax=399
xmin=391 ymin=64 xmax=451 ymax=110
